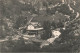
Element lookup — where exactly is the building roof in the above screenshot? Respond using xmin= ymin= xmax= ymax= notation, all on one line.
xmin=27 ymin=28 xmax=43 ymax=30
xmin=27 ymin=22 xmax=43 ymax=30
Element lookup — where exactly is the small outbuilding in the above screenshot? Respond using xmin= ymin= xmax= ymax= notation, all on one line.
xmin=26 ymin=22 xmax=44 ymax=36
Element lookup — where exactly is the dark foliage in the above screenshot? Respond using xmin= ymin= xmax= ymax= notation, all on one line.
xmin=41 ymin=21 xmax=52 ymax=40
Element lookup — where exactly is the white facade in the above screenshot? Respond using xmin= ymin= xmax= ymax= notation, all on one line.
xmin=27 ymin=25 xmax=35 ymax=30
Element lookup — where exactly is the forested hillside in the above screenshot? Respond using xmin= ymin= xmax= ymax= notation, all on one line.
xmin=0 ymin=0 xmax=80 ymax=52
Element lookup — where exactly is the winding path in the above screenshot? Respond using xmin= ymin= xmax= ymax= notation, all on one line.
xmin=40 ymin=30 xmax=61 ymax=48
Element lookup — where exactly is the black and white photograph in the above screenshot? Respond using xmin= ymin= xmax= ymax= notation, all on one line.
xmin=0 ymin=0 xmax=80 ymax=53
